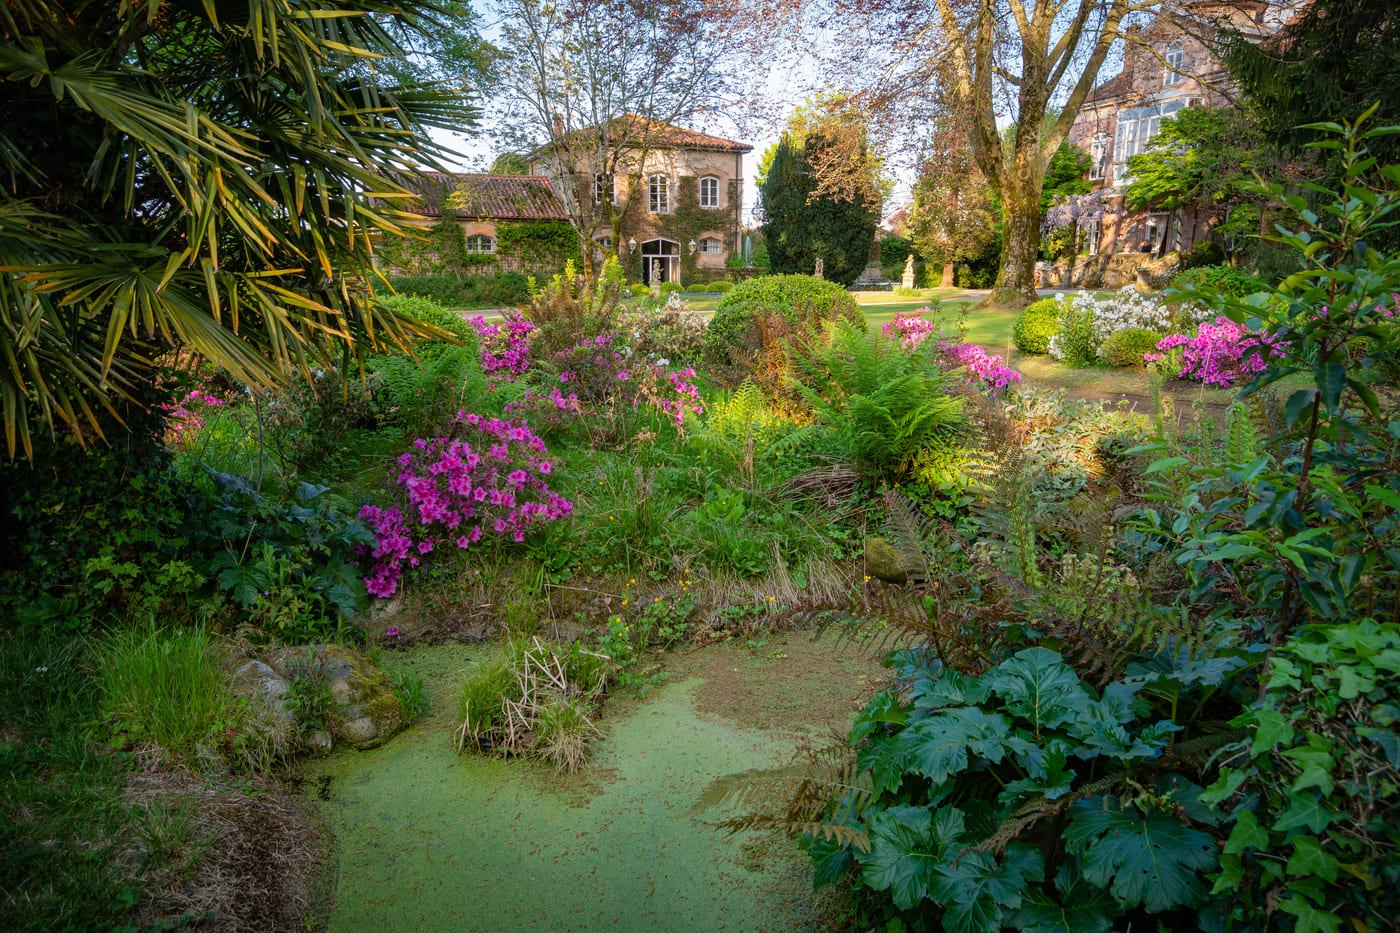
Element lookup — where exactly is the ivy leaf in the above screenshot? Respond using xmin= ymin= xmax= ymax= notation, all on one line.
xmin=928 ymin=844 xmax=1045 ymax=933
xmin=858 ymin=805 xmax=964 ymax=911
xmin=896 ymin=707 xmax=1013 ymax=785
xmin=982 ymin=647 xmax=1093 ymax=731
xmin=1223 ymin=809 xmax=1270 ymax=854
xmin=1272 ymin=794 xmax=1335 ymax=834
xmin=1008 ymin=864 xmax=1118 ymax=933
xmin=1286 ymin=835 xmax=1339 ymax=884
xmin=1065 ymin=799 xmax=1217 ymax=913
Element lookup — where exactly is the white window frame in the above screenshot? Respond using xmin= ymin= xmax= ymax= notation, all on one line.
xmin=1112 ymin=99 xmax=1189 ymax=184
xmin=1089 ymin=132 xmax=1109 ymax=181
xmin=1163 ymin=46 xmax=1185 ymax=87
xmin=465 ymin=234 xmax=495 ymax=254
xmin=699 ymin=176 xmax=720 ymax=208
xmin=698 ymin=236 xmax=722 ymax=255
xmin=594 ymin=172 xmax=615 ymax=206
xmin=648 ymin=174 xmax=671 ymax=214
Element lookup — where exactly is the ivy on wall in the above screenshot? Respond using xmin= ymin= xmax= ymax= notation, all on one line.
xmin=614 ymin=175 xmax=742 ymax=284
xmin=496 ymin=220 xmax=580 ymax=270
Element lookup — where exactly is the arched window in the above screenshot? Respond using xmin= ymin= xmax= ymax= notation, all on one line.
xmin=648 ymin=174 xmax=671 ymax=214
xmin=699 ymin=176 xmax=720 ymax=208
xmin=698 ymin=236 xmax=722 ymax=255
xmin=465 ymin=234 xmax=495 ymax=254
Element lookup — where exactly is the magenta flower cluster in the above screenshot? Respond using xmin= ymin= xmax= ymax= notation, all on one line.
xmin=881 ymin=310 xmax=1021 ymax=391
xmin=1146 ymin=316 xmax=1287 ymax=387
xmin=881 ymin=311 xmax=938 ymax=350
xmin=358 ymin=411 xmax=573 ymax=598
xmin=468 ymin=315 xmax=536 ymax=380
xmin=938 ymin=341 xmax=1023 ymax=391
xmin=162 ymin=389 xmax=225 ymax=448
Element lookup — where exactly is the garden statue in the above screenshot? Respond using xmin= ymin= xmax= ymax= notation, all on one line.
xmin=814 ymin=257 xmax=823 ymax=279
xmin=902 ymin=254 xmax=915 ymax=289
xmin=650 ymin=259 xmax=662 ymax=298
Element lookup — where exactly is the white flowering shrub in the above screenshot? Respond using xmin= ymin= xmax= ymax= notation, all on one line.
xmin=1046 ymin=287 xmax=1216 ymax=366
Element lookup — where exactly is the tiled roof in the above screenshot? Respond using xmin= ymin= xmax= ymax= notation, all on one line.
xmin=1085 ymin=71 xmax=1132 ymax=104
xmin=399 ymin=173 xmax=568 ymax=221
xmin=535 ymin=116 xmax=753 ymax=157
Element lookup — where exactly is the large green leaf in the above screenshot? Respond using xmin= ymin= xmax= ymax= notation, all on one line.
xmin=927 ymin=843 xmax=1044 ymax=933
xmin=982 ymin=647 xmax=1093 ymax=731
xmin=857 ymin=805 xmax=965 ymax=911
xmin=1008 ymin=864 xmax=1118 ymax=933
xmin=1065 ymin=799 xmax=1218 ymax=913
xmin=894 ymin=706 xmax=1012 ymax=785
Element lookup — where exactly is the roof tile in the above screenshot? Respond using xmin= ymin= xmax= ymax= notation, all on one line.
xmin=402 ymin=173 xmax=569 ymax=221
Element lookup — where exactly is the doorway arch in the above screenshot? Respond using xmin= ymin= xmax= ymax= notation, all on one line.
xmin=640 ymin=238 xmax=680 ymax=286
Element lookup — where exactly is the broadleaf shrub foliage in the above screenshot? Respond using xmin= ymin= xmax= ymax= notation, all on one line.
xmin=1011 ymin=298 xmax=1062 ymax=354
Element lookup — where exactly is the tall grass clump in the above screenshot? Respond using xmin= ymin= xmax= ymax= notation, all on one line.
xmin=94 ymin=624 xmax=253 ymax=771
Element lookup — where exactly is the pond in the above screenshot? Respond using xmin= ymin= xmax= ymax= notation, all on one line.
xmin=307 ymin=632 xmax=886 ymax=931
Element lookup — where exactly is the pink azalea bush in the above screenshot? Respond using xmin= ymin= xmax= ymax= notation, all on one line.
xmin=1146 ymin=316 xmax=1287 ymax=387
xmin=468 ymin=314 xmax=536 ymax=381
xmin=162 ymin=389 xmax=225 ymax=449
xmin=358 ymin=411 xmax=573 ymax=597
xmin=508 ymin=331 xmax=704 ymax=429
xmin=882 ymin=309 xmax=1022 ymax=392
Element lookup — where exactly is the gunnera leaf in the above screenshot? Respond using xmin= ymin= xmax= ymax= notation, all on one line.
xmin=981 ymin=647 xmax=1093 ymax=731
xmin=1064 ymin=798 xmax=1218 ymax=913
xmin=1007 ymin=864 xmax=1118 ymax=933
xmin=857 ymin=805 xmax=966 ymax=911
xmin=927 ymin=842 xmax=1045 ymax=933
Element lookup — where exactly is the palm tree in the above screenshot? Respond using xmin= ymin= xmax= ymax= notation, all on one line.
xmin=0 ymin=0 xmax=477 ymax=457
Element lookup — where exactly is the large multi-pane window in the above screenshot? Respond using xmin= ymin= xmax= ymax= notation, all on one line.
xmin=648 ymin=174 xmax=671 ymax=213
xmin=465 ymin=234 xmax=495 ymax=254
xmin=698 ymin=236 xmax=721 ymax=255
xmin=699 ymin=176 xmax=719 ymax=208
xmin=1112 ymin=99 xmax=1189 ymax=183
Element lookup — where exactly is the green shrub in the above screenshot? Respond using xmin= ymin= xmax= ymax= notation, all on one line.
xmin=711 ymin=280 xmax=735 ymax=294
xmin=659 ymin=281 xmax=682 ymax=294
xmin=1170 ymin=263 xmax=1268 ymax=300
xmin=388 ymin=272 xmax=532 ymax=308
xmin=376 ymin=293 xmax=475 ymax=341
xmin=685 ymin=282 xmax=710 ymax=293
xmin=1050 ymin=298 xmax=1097 ymax=367
xmin=95 ymin=624 xmax=264 ymax=771
xmin=795 ymin=322 xmax=965 ymax=481
xmin=1097 ymin=326 xmax=1163 ymax=368
xmin=370 ymin=295 xmax=487 ymax=437
xmin=706 ymin=274 xmax=863 ymax=357
xmin=1012 ymin=298 xmax=1064 ymax=354
xmin=628 ymin=283 xmax=650 ymax=297
xmin=891 ymin=285 xmax=920 ymax=298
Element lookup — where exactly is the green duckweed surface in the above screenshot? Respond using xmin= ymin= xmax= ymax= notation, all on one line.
xmin=310 ymin=636 xmax=881 ymax=932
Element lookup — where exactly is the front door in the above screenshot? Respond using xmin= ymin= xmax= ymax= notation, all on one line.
xmin=640 ymin=238 xmax=680 ymax=286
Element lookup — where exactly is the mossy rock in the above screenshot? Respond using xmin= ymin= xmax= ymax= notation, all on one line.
xmin=865 ymin=537 xmax=912 ymax=583
xmin=268 ymin=644 xmax=406 ymax=751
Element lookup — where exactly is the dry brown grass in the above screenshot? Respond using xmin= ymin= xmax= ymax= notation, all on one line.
xmin=125 ymin=772 xmax=333 ymax=932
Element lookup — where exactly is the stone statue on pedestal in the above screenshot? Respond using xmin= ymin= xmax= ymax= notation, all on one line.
xmin=649 ymin=259 xmax=662 ymax=298
xmin=902 ymin=254 xmax=915 ymax=289
xmin=814 ymin=257 xmax=824 ymax=279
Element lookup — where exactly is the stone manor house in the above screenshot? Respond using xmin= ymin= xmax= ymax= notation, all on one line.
xmin=389 ymin=119 xmax=752 ymax=286
xmin=1058 ymin=1 xmax=1305 ymax=285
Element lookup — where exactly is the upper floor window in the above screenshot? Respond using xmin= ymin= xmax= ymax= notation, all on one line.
xmin=699 ymin=176 xmax=720 ymax=208
xmin=594 ymin=172 xmax=615 ymax=205
xmin=698 ymin=236 xmax=722 ymax=255
xmin=596 ymin=236 xmax=613 ymax=250
xmin=465 ymin=234 xmax=495 ymax=254
xmin=1089 ymin=133 xmax=1109 ymax=181
xmin=648 ymin=174 xmax=671 ymax=213
xmin=1112 ymin=98 xmax=1189 ymax=183
xmin=1163 ymin=46 xmax=1184 ymax=86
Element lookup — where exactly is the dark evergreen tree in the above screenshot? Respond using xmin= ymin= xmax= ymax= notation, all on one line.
xmin=759 ymin=133 xmax=878 ymax=287
xmin=1222 ymin=0 xmax=1400 ymax=165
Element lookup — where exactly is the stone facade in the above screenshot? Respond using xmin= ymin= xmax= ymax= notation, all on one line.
xmin=528 ymin=121 xmax=751 ymax=285
xmin=1066 ymin=3 xmax=1282 ymax=259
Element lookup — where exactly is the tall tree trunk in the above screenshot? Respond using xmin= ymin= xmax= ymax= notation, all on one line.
xmin=990 ymin=150 xmax=1045 ymax=305
xmin=940 ymin=261 xmax=954 ymax=287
